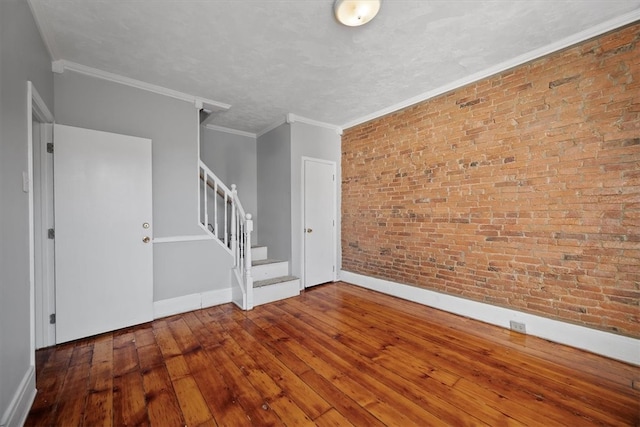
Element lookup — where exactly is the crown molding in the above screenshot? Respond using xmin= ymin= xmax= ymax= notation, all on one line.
xmin=28 ymin=0 xmax=59 ymax=61
xmin=204 ymin=124 xmax=257 ymax=139
xmin=341 ymin=9 xmax=640 ymax=130
xmin=257 ymin=116 xmax=288 ymax=138
xmin=51 ymin=59 xmax=231 ymax=111
xmin=287 ymin=113 xmax=343 ymax=135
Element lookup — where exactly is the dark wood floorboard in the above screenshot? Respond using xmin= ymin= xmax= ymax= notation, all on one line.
xmin=26 ymin=282 xmax=640 ymax=426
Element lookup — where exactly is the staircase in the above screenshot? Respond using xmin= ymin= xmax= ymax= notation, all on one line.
xmin=199 ymin=159 xmax=300 ymax=310
xmin=251 ymin=246 xmax=300 ymax=306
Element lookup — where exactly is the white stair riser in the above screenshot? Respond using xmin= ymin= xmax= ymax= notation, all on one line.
xmin=254 ymin=279 xmax=300 ymax=307
xmin=252 ymin=261 xmax=288 ymax=280
xmin=251 ymin=246 xmax=268 ymax=261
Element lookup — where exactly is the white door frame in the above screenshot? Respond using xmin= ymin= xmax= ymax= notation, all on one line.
xmin=27 ymin=81 xmax=54 ymax=358
xmin=300 ymin=156 xmax=337 ymax=288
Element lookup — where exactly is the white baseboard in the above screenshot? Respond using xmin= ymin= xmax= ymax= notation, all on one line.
xmin=201 ymin=288 xmax=233 ymax=308
xmin=340 ymin=271 xmax=640 ymax=366
xmin=153 ymin=288 xmax=232 ymax=319
xmin=0 ymin=365 xmax=36 ymax=427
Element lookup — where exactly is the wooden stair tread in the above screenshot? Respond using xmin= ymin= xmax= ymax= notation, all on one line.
xmin=254 ymin=276 xmax=299 ymax=288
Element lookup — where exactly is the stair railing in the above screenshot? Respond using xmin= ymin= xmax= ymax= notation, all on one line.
xmin=199 ymin=161 xmax=232 ymax=252
xmin=198 ymin=160 xmax=253 ymax=309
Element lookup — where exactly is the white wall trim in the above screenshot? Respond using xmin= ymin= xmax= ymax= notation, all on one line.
xmin=51 ymin=59 xmax=231 ymax=111
xmin=341 ymin=9 xmax=640 ymax=130
xmin=287 ymin=113 xmax=343 ymax=135
xmin=257 ymin=116 xmax=287 ymax=138
xmin=27 ymin=81 xmax=56 ymax=360
xmin=29 ymin=82 xmax=54 ymax=123
xmin=153 ymin=234 xmax=215 ymax=244
xmin=0 ymin=366 xmax=36 ymax=427
xmin=204 ymin=124 xmax=257 ymax=139
xmin=340 ymin=271 xmax=640 ymax=366
xmin=201 ymin=288 xmax=234 ymax=308
xmin=27 ymin=0 xmax=60 ymax=61
xmin=153 ymin=288 xmax=232 ymax=319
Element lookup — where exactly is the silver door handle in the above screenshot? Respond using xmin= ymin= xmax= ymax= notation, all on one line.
xmin=142 ymin=236 xmax=150 ymax=243
xmin=305 ymin=228 xmax=313 ymax=233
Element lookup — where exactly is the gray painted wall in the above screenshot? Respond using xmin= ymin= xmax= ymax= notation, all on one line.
xmin=257 ymin=124 xmax=291 ymax=263
xmin=0 ymin=0 xmax=54 ymax=423
xmin=54 ymin=71 xmax=201 ymax=238
xmin=290 ymin=122 xmax=342 ymax=281
xmin=54 ymin=71 xmax=232 ymax=301
xmin=200 ymin=127 xmax=259 ymax=243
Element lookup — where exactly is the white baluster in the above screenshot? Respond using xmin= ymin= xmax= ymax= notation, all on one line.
xmin=203 ymin=170 xmax=208 ymax=232
xmin=245 ymin=213 xmax=254 ymax=310
xmin=213 ymin=181 xmax=218 ymax=239
xmin=224 ymin=191 xmax=229 ymax=247
xmin=230 ymin=184 xmax=238 ymax=265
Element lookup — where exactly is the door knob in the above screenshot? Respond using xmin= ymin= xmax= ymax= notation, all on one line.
xmin=305 ymin=228 xmax=313 ymax=233
xmin=142 ymin=236 xmax=150 ymax=243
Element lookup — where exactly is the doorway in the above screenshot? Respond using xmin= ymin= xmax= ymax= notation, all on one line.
xmin=29 ymin=81 xmax=55 ymax=351
xmin=302 ymin=157 xmax=336 ymax=288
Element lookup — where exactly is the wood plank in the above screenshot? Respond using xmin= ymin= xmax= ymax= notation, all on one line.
xmin=214 ymin=310 xmax=332 ymax=420
xmin=113 ymin=370 xmax=149 ymax=426
xmin=167 ymin=317 xmax=202 ymax=353
xmin=112 ymin=331 xmax=139 ymax=377
xmin=263 ymin=304 xmax=472 ymax=426
xmin=314 ymin=408 xmax=356 ymax=427
xmin=25 ymin=282 xmax=640 ymax=427
xmin=337 ymin=283 xmax=640 ymax=390
xmin=136 ymin=341 xmax=164 ymax=371
xmin=298 ymin=370 xmax=386 ymax=427
xmin=52 ymin=346 xmax=92 ymax=426
xmin=25 ymin=344 xmax=75 ymax=426
xmin=172 ymin=375 xmax=215 ymax=426
xmin=310 ymin=286 xmax=639 ymax=424
xmin=83 ymin=338 xmax=114 ymax=427
xmin=184 ymin=346 xmax=254 ymax=426
xmin=205 ymin=345 xmax=286 ymax=426
xmin=141 ymin=365 xmax=185 ymax=426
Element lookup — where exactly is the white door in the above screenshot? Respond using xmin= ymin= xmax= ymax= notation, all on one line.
xmin=54 ymin=124 xmax=153 ymax=344
xmin=303 ymin=158 xmax=336 ymax=287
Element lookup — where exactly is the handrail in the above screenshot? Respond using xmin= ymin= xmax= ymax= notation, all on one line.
xmin=198 ymin=160 xmax=253 ymax=309
xmin=199 ymin=172 xmax=231 ymax=200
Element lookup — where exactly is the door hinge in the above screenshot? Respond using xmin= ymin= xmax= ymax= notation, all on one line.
xmin=49 ymin=313 xmax=56 ymax=324
xmin=48 ymin=228 xmax=55 ymax=239
xmin=46 ymin=143 xmax=54 ymax=153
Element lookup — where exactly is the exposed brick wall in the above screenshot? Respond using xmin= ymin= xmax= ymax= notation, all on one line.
xmin=341 ymin=24 xmax=640 ymax=338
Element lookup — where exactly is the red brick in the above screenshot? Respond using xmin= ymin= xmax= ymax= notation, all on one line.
xmin=341 ymin=24 xmax=640 ymax=337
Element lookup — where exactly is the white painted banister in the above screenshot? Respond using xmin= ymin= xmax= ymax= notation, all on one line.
xmin=198 ymin=160 xmax=253 ymax=309
xmin=199 ymin=160 xmax=233 ymax=252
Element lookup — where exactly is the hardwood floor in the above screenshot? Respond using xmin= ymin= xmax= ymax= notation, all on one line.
xmin=26 ymin=282 xmax=639 ymax=426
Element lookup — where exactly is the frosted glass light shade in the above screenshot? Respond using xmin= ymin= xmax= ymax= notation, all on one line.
xmin=334 ymin=0 xmax=381 ymax=27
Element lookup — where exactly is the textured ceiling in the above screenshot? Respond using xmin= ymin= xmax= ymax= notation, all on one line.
xmin=29 ymin=0 xmax=640 ymax=134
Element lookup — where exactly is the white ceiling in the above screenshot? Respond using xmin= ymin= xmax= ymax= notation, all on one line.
xmin=29 ymin=0 xmax=640 ymax=134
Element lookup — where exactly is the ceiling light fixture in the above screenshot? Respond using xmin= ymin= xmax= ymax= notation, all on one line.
xmin=334 ymin=0 xmax=381 ymax=27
